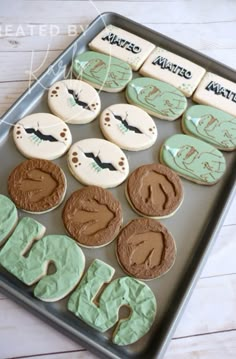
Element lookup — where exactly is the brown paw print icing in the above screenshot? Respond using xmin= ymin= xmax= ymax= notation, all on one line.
xmin=50 ymin=86 xmax=60 ymax=97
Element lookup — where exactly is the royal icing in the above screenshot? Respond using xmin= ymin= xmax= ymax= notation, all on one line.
xmin=89 ymin=24 xmax=155 ymax=71
xmin=0 ymin=195 xmax=18 ymax=245
xmin=68 ymin=138 xmax=129 ymax=188
xmin=100 ymin=104 xmax=157 ymax=151
xmin=68 ymin=259 xmax=157 ymax=345
xmin=13 ymin=113 xmax=72 ymax=160
xmin=161 ymin=134 xmax=226 ymax=185
xmin=126 ymin=77 xmax=187 ymax=120
xmin=73 ymin=51 xmax=132 ymax=92
xmin=139 ymin=47 xmax=206 ymax=97
xmin=182 ymin=105 xmax=236 ymax=151
xmin=48 ymin=79 xmax=101 ymax=124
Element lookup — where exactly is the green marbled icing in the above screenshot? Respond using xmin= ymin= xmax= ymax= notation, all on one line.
xmin=68 ymin=259 xmax=156 ymax=346
xmin=183 ymin=105 xmax=236 ymax=151
xmin=0 ymin=217 xmax=85 ymax=302
xmin=73 ymin=51 xmax=132 ymax=91
xmin=0 ymin=195 xmax=17 ymax=245
xmin=126 ymin=77 xmax=187 ymax=120
xmin=161 ymin=134 xmax=226 ymax=184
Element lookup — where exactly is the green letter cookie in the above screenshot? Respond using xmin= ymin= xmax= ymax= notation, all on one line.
xmin=126 ymin=77 xmax=187 ymax=120
xmin=73 ymin=51 xmax=132 ymax=93
xmin=0 ymin=217 xmax=85 ymax=302
xmin=0 ymin=195 xmax=18 ymax=245
xmin=68 ymin=259 xmax=156 ymax=345
xmin=182 ymin=105 xmax=236 ymax=151
xmin=160 ymin=134 xmax=226 ymax=185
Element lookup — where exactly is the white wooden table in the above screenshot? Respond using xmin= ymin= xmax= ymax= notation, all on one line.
xmin=0 ymin=1 xmax=236 ymax=358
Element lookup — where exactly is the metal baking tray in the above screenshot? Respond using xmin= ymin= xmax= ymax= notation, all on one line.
xmin=0 ymin=12 xmax=236 ymax=359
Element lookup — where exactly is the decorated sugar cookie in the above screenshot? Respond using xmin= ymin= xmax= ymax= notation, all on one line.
xmin=100 ymin=104 xmax=157 ymax=151
xmin=48 ymin=79 xmax=101 ymax=124
xmin=160 ymin=134 xmax=226 ymax=185
xmin=126 ymin=77 xmax=187 ymax=120
xmin=13 ymin=113 xmax=72 ymax=160
xmin=182 ymin=105 xmax=236 ymax=151
xmin=0 ymin=195 xmax=18 ymax=245
xmin=73 ymin=51 xmax=132 ymax=92
xmin=68 ymin=138 xmax=129 ymax=188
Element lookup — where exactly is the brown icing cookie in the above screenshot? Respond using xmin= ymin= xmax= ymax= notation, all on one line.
xmin=8 ymin=159 xmax=66 ymax=213
xmin=126 ymin=163 xmax=183 ymax=218
xmin=62 ymin=186 xmax=123 ymax=248
xmin=116 ymin=218 xmax=176 ymax=280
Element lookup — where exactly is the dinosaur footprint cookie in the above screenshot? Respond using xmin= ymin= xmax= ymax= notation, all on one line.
xmin=68 ymin=138 xmax=129 ymax=188
xmin=48 ymin=79 xmax=101 ymax=124
xmin=100 ymin=104 xmax=157 ymax=151
xmin=160 ymin=134 xmax=226 ymax=185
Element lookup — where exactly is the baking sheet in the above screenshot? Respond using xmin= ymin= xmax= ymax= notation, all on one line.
xmin=0 ymin=12 xmax=236 ymax=359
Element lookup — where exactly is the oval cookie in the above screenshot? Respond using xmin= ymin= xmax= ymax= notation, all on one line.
xmin=116 ymin=218 xmax=176 ymax=280
xmin=73 ymin=51 xmax=132 ymax=92
xmin=126 ymin=77 xmax=187 ymax=120
xmin=8 ymin=159 xmax=67 ymax=213
xmin=100 ymin=104 xmax=157 ymax=151
xmin=160 ymin=134 xmax=226 ymax=185
xmin=48 ymin=79 xmax=101 ymax=124
xmin=182 ymin=105 xmax=236 ymax=151
xmin=63 ymin=186 xmax=123 ymax=247
xmin=68 ymin=138 xmax=129 ymax=188
xmin=126 ymin=163 xmax=183 ymax=218
xmin=13 ymin=113 xmax=72 ymax=160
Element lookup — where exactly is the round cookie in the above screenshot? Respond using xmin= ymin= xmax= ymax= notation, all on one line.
xmin=8 ymin=159 xmax=67 ymax=213
xmin=68 ymin=138 xmax=129 ymax=188
xmin=116 ymin=218 xmax=176 ymax=280
xmin=48 ymin=79 xmax=101 ymax=124
xmin=126 ymin=163 xmax=183 ymax=218
xmin=63 ymin=186 xmax=123 ymax=248
xmin=13 ymin=113 xmax=72 ymax=160
xmin=100 ymin=104 xmax=157 ymax=151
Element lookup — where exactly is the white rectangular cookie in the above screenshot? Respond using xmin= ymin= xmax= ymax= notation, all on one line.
xmin=139 ymin=47 xmax=206 ymax=97
xmin=89 ymin=24 xmax=155 ymax=71
xmin=193 ymin=72 xmax=236 ymax=117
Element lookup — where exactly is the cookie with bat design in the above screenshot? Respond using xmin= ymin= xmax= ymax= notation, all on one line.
xmin=100 ymin=104 xmax=157 ymax=151
xmin=13 ymin=113 xmax=72 ymax=160
xmin=48 ymin=79 xmax=101 ymax=124
xmin=68 ymin=138 xmax=129 ymax=188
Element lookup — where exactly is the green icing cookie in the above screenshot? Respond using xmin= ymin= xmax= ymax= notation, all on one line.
xmin=0 ymin=195 xmax=18 ymax=245
xmin=126 ymin=77 xmax=187 ymax=120
xmin=161 ymin=134 xmax=226 ymax=185
xmin=68 ymin=259 xmax=156 ymax=346
xmin=182 ymin=105 xmax=236 ymax=151
xmin=0 ymin=217 xmax=85 ymax=302
xmin=73 ymin=51 xmax=132 ymax=92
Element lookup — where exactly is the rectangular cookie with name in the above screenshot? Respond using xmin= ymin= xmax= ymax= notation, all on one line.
xmin=193 ymin=72 xmax=236 ymax=116
xmin=89 ymin=24 xmax=155 ymax=71
xmin=139 ymin=47 xmax=206 ymax=97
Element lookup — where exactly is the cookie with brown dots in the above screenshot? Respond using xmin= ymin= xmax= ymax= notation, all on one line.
xmin=100 ymin=104 xmax=157 ymax=151
xmin=48 ymin=79 xmax=101 ymax=124
xmin=13 ymin=113 xmax=72 ymax=160
xmin=68 ymin=138 xmax=129 ymax=188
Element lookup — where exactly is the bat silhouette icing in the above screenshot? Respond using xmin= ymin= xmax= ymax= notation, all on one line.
xmin=68 ymin=138 xmax=129 ymax=188
xmin=161 ymin=134 xmax=226 ymax=185
xmin=126 ymin=77 xmax=187 ymax=120
xmin=182 ymin=105 xmax=236 ymax=151
xmin=100 ymin=104 xmax=157 ymax=151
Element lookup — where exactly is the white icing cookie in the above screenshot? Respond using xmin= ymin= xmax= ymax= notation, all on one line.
xmin=193 ymin=72 xmax=236 ymax=117
xmin=100 ymin=104 xmax=157 ymax=151
xmin=48 ymin=79 xmax=101 ymax=124
xmin=13 ymin=113 xmax=72 ymax=160
xmin=89 ymin=24 xmax=155 ymax=71
xmin=68 ymin=138 xmax=129 ymax=188
xmin=140 ymin=47 xmax=206 ymax=97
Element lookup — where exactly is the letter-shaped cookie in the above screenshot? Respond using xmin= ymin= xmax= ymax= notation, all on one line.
xmin=68 ymin=259 xmax=157 ymax=345
xmin=0 ymin=217 xmax=85 ymax=302
xmin=0 ymin=195 xmax=18 ymax=245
